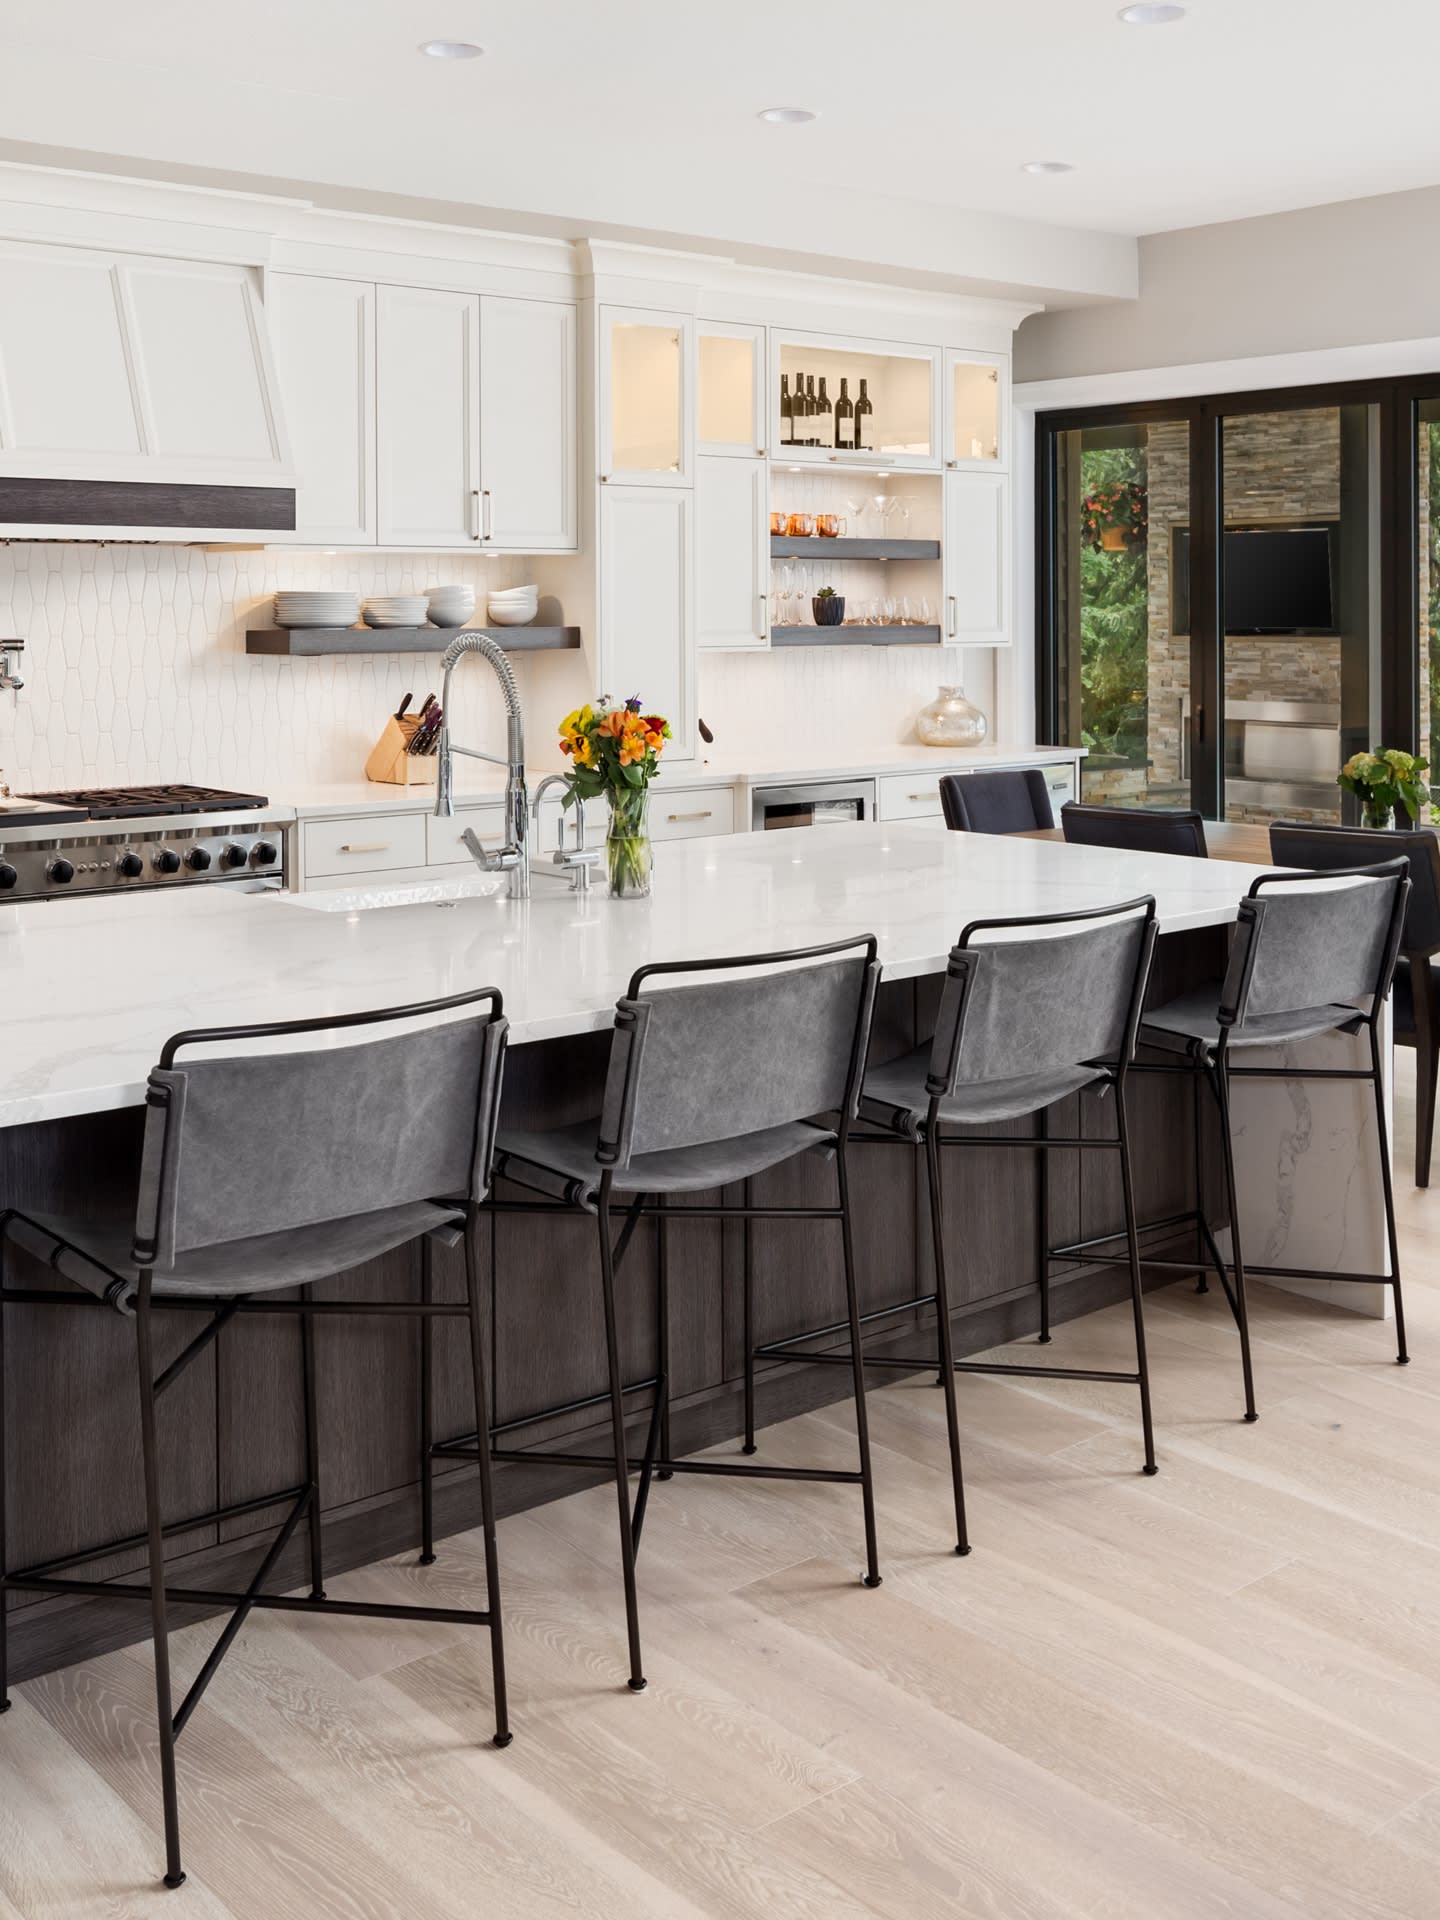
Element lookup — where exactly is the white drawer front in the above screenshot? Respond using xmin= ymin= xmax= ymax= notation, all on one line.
xmin=1041 ymin=762 xmax=1077 ymax=809
xmin=651 ymin=788 xmax=735 ymax=840
xmin=303 ymin=812 xmax=428 ymax=878
xmin=426 ymin=805 xmax=506 ymax=868
xmin=878 ymin=771 xmax=948 ymax=820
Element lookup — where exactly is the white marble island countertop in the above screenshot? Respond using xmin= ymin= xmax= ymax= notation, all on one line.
xmin=0 ymin=825 xmax=1268 ymax=1130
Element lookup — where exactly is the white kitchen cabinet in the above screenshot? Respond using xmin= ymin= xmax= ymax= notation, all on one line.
xmin=599 ymin=486 xmax=695 ymax=758
xmin=376 ymin=284 xmax=480 ymax=547
xmin=697 ymin=456 xmax=767 ymax=651
xmin=599 ymin=306 xmax=692 ymax=486
xmin=772 ymin=329 xmax=940 ymax=470
xmin=697 ymin=321 xmax=766 ymax=458
xmin=266 ymin=273 xmax=375 ymax=546
xmin=478 ymin=295 xmax=576 ymax=551
xmin=943 ymin=470 xmax=1009 ymax=646
xmin=944 ymin=349 xmax=1009 ymax=470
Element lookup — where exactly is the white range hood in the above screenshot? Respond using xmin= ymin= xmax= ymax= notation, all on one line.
xmin=0 ymin=237 xmax=295 ymax=541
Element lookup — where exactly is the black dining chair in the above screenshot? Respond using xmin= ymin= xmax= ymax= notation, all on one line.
xmin=1062 ymin=803 xmax=1209 ymax=858
xmin=939 ymin=768 xmax=1054 ymax=834
xmin=1270 ymin=820 xmax=1440 ymax=1187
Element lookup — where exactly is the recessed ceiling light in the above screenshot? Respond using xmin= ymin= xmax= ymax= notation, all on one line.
xmin=1118 ymin=3 xmax=1186 ymax=22
xmin=758 ymin=107 xmax=817 ymax=125
xmin=1021 ymin=160 xmax=1074 ymax=175
xmin=419 ymin=39 xmax=484 ymax=59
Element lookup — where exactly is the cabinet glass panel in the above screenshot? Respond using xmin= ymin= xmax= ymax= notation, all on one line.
xmin=953 ymin=359 xmax=1002 ymax=463
xmin=609 ymin=321 xmax=683 ymax=474
xmin=777 ymin=341 xmax=933 ymax=460
xmin=699 ymin=332 xmax=757 ymax=449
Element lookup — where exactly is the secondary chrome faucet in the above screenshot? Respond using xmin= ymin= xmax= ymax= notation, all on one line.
xmin=0 ymin=640 xmax=23 ymax=695
xmin=435 ymin=631 xmax=530 ymax=900
xmin=530 ymin=773 xmax=600 ymax=893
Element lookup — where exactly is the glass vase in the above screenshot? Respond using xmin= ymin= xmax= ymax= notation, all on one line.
xmin=916 ymin=685 xmax=989 ymax=749
xmin=1361 ymin=800 xmax=1394 ymax=829
xmin=606 ymin=786 xmax=653 ymax=898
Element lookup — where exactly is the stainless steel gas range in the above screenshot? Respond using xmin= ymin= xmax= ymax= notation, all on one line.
xmin=0 ymin=785 xmax=290 ymax=902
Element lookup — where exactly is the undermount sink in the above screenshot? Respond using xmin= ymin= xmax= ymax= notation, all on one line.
xmin=274 ymin=874 xmax=507 ymax=913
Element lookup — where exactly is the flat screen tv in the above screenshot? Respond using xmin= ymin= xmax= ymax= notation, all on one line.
xmin=1170 ymin=523 xmax=1338 ymax=636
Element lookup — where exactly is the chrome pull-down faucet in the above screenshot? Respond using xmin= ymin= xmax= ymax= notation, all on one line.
xmin=435 ymin=631 xmax=530 ymax=900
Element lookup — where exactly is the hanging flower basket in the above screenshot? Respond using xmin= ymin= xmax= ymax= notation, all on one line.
xmin=1081 ymin=481 xmax=1148 ymax=553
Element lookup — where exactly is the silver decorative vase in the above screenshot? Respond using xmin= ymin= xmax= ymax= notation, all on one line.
xmin=916 ymin=686 xmax=988 ymax=749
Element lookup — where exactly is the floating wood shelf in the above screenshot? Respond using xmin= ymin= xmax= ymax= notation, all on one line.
xmin=770 ymin=624 xmax=943 ymax=647
xmin=769 ymin=537 xmax=940 ymax=561
xmin=246 ymin=626 xmax=581 ymax=656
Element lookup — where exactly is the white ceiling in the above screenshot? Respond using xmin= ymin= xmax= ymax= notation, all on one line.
xmin=1 ymin=0 xmax=1436 ymax=304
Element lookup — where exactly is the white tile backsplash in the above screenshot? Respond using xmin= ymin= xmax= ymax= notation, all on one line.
xmin=0 ymin=542 xmax=993 ymax=794
xmin=0 ymin=544 xmax=558 ymax=791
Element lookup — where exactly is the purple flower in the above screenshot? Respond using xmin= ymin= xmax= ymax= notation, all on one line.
xmin=625 ymin=693 xmax=643 ymax=712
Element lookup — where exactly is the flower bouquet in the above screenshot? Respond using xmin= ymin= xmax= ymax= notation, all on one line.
xmin=1337 ymin=748 xmax=1430 ymax=829
xmin=558 ymin=695 xmax=672 ymax=897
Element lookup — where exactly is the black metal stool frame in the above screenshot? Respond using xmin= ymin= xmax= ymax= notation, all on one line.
xmin=1049 ymin=861 xmax=1413 ymax=1421
xmin=421 ymin=935 xmax=884 ymax=1698
xmin=749 ymin=897 xmax=1163 ymax=1551
xmin=0 ymin=990 xmax=511 ymax=1894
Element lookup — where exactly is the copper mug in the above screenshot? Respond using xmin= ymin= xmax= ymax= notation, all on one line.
xmin=785 ymin=512 xmax=814 ymax=538
xmin=769 ymin=511 xmax=789 ymax=536
xmin=815 ymin=513 xmax=848 ymax=538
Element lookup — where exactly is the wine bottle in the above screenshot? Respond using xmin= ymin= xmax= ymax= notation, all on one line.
xmin=791 ymin=369 xmax=807 ymax=444
xmin=780 ymin=373 xmax=793 ymax=446
xmin=855 ymin=377 xmax=874 ymax=452
xmin=806 ymin=376 xmax=819 ymax=446
xmin=834 ymin=377 xmax=854 ymax=452
xmin=816 ymin=377 xmax=833 ymax=441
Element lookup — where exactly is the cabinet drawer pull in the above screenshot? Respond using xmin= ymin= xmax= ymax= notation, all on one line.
xmin=756 ymin=594 xmax=767 ymax=640
xmin=947 ymin=594 xmax=957 ymax=638
xmin=908 ymin=792 xmax=937 ymax=803
xmin=469 ymin=490 xmax=481 ymax=541
xmin=666 ymin=810 xmax=713 ymax=823
xmin=337 ymin=842 xmax=389 ymax=855
xmin=481 ymin=489 xmax=493 ymax=540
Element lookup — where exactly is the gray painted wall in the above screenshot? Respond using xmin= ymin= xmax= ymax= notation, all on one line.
xmin=1015 ymin=185 xmax=1440 ymax=383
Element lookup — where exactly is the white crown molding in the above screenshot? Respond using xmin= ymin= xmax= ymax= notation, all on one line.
xmin=1014 ymin=334 xmax=1440 ymax=413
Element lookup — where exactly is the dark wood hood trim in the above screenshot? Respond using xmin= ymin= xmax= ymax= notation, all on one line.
xmin=0 ymin=476 xmax=296 ymax=532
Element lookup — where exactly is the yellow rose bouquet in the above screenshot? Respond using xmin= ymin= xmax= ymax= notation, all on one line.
xmin=558 ymin=695 xmax=672 ymax=897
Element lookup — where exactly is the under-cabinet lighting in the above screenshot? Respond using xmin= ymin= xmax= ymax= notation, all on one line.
xmin=419 ymin=39 xmax=484 ymax=58
xmin=758 ymin=107 xmax=817 ymax=124
xmin=1021 ymin=161 xmax=1074 ymax=175
xmin=1118 ymin=3 xmax=1185 ymax=22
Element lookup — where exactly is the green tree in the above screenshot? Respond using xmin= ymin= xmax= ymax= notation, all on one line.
xmin=1079 ymin=447 xmax=1149 ymax=763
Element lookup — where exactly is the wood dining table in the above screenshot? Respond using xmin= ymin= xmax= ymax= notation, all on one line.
xmin=1019 ymin=820 xmax=1275 ymax=865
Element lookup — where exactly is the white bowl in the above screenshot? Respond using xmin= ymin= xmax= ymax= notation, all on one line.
xmin=487 ymin=587 xmax=538 ymax=603
xmin=486 ymin=603 xmax=538 ymax=627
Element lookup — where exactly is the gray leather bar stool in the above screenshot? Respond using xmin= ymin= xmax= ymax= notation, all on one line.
xmin=753 ymin=897 xmax=1160 ymax=1552
xmin=0 ymin=989 xmax=509 ymax=1892
xmin=421 ymin=935 xmax=881 ymax=1695
xmin=1271 ymin=821 xmax=1440 ymax=1187
xmin=940 ymin=767 xmax=1054 ymax=834
xmin=1053 ymin=859 xmax=1412 ymax=1418
xmin=1062 ymin=803 xmax=1209 ymax=858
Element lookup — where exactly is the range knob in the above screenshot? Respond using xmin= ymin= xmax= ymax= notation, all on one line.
xmin=117 ymin=851 xmax=145 ymax=878
xmin=48 ymin=858 xmax=75 ymax=885
xmin=252 ymin=841 xmax=278 ymax=867
xmin=153 ymin=848 xmax=181 ymax=875
xmin=185 ymin=846 xmax=212 ymax=872
xmin=0 ymin=862 xmax=16 ymax=891
xmin=220 ymin=843 xmax=249 ymax=870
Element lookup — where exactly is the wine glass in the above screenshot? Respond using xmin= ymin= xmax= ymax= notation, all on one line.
xmin=844 ymin=494 xmax=868 ymax=539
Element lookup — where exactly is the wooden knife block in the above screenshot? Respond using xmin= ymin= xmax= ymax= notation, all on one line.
xmin=365 ymin=714 xmax=436 ymax=786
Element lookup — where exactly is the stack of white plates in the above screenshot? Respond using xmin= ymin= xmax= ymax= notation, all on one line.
xmin=486 ymin=584 xmax=540 ymax=628
xmin=273 ymin=591 xmax=359 ymax=630
xmin=425 ymin=585 xmax=477 ymax=629
xmin=362 ymin=595 xmax=429 ymax=629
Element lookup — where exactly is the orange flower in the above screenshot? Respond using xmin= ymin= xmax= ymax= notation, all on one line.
xmin=598 ymin=711 xmax=626 ymax=738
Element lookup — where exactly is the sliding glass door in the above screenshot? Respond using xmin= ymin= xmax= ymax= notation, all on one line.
xmin=1039 ymin=383 xmax=1404 ymax=823
xmin=1050 ymin=415 xmax=1193 ymax=806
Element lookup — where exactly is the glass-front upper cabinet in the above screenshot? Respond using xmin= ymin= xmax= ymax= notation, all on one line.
xmin=945 ymin=349 xmax=1008 ymax=469
xmin=771 ymin=331 xmax=940 ymax=469
xmin=599 ymin=306 xmax=692 ymax=486
xmin=697 ymin=321 xmax=766 ymax=458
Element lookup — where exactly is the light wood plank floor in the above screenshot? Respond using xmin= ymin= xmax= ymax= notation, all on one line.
xmin=3 ymin=1066 xmax=1438 ymax=1919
